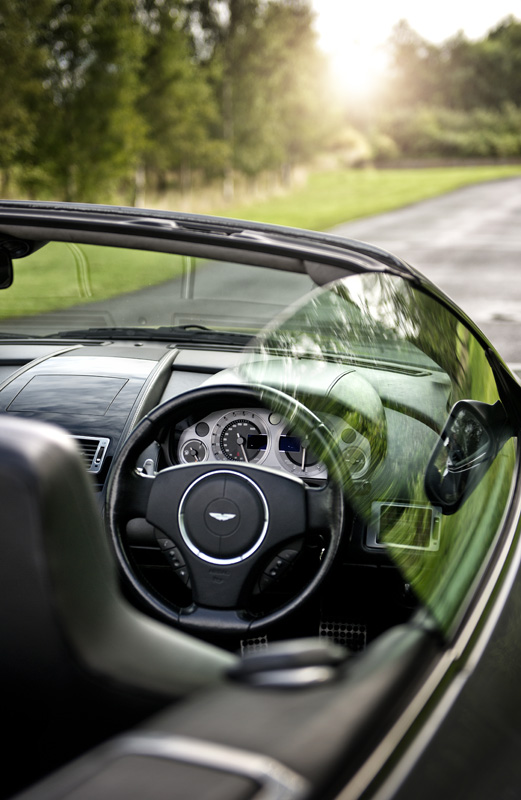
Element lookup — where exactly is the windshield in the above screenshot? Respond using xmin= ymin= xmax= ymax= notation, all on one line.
xmin=240 ymin=272 xmax=517 ymax=634
xmin=3 ymin=241 xmax=517 ymax=634
xmin=4 ymin=242 xmax=314 ymax=337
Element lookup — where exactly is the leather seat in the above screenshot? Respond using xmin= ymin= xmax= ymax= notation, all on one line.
xmin=0 ymin=416 xmax=232 ymax=797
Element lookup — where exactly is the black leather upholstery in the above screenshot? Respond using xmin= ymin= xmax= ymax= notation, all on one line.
xmin=0 ymin=416 xmax=232 ymax=797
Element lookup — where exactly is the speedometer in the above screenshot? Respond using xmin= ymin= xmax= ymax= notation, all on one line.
xmin=212 ymin=411 xmax=268 ymax=464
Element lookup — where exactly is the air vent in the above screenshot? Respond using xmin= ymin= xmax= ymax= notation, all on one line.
xmin=72 ymin=436 xmax=110 ymax=474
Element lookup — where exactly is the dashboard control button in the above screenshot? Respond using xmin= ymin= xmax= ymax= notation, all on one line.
xmin=264 ymin=555 xmax=290 ymax=581
xmin=166 ymin=547 xmax=185 ymax=570
xmin=278 ymin=548 xmax=299 ymax=563
xmin=156 ymin=537 xmax=176 ymax=550
xmin=174 ymin=566 xmax=191 ymax=586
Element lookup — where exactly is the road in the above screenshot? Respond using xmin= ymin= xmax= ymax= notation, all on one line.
xmin=330 ymin=176 xmax=521 ymax=367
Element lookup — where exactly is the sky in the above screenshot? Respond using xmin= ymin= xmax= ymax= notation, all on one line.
xmin=311 ymin=0 xmax=521 ymax=97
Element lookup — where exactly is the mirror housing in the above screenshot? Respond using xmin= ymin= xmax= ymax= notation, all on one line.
xmin=425 ymin=400 xmax=512 ymax=515
xmin=0 ymin=248 xmax=13 ymax=289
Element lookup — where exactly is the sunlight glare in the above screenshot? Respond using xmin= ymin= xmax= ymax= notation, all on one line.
xmin=327 ymin=38 xmax=388 ymax=100
xmin=312 ymin=0 xmax=521 ymax=101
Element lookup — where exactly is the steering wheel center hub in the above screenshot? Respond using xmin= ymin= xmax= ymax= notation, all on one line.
xmin=178 ymin=470 xmax=269 ymax=564
xmin=205 ymin=498 xmax=241 ymax=535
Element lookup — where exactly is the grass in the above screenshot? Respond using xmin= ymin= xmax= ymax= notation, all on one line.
xmin=223 ymin=164 xmax=521 ymax=230
xmin=0 ymin=242 xmax=186 ymax=319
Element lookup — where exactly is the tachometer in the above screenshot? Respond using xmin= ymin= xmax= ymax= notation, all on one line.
xmin=276 ymin=429 xmax=323 ymax=476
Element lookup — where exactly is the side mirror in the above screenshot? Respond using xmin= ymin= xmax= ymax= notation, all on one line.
xmin=425 ymin=400 xmax=512 ymax=514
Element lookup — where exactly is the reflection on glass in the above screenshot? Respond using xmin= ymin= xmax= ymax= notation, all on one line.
xmin=4 ymin=243 xmax=314 ymax=335
xmin=240 ymin=272 xmax=516 ymax=634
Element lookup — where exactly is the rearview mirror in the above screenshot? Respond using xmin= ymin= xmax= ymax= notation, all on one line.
xmin=425 ymin=400 xmax=512 ymax=514
xmin=0 ymin=247 xmax=13 ymax=289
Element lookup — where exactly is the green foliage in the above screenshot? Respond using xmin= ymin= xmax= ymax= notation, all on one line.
xmin=376 ymin=17 xmax=521 ymax=161
xmin=4 ymin=2 xmax=521 ymax=197
xmin=137 ymin=1 xmax=225 ymax=189
xmin=0 ymin=0 xmax=332 ymax=201
xmin=194 ymin=0 xmax=335 ymax=181
xmin=23 ymin=0 xmax=147 ymax=201
xmin=387 ymin=16 xmax=521 ymax=112
xmin=377 ymin=104 xmax=521 ymax=160
xmin=0 ymin=0 xmax=51 ymax=177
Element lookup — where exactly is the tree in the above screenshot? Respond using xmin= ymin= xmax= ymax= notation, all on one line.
xmin=137 ymin=0 xmax=225 ymax=196
xmin=386 ymin=16 xmax=521 ymax=112
xmin=190 ymin=0 xmax=334 ymax=196
xmin=0 ymin=0 xmax=51 ymax=192
xmin=26 ymin=0 xmax=146 ymax=202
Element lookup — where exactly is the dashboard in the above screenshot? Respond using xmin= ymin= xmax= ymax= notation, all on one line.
xmin=175 ymin=406 xmax=370 ymax=481
xmin=0 ymin=336 xmax=450 ymax=628
xmin=0 ymin=340 xmax=442 ymax=502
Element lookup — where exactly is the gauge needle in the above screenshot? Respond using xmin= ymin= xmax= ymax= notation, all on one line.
xmin=237 ymin=435 xmax=248 ymax=461
xmin=190 ymin=448 xmax=199 ymax=462
xmin=301 ymin=446 xmax=307 ymax=471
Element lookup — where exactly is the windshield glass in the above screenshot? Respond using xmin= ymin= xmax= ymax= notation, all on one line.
xmin=240 ymin=272 xmax=517 ymax=634
xmin=4 ymin=242 xmax=313 ymax=337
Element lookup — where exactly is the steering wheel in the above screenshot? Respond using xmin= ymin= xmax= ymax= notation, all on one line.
xmin=106 ymin=385 xmax=345 ymax=637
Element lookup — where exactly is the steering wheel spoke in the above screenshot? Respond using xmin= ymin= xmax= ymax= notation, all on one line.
xmin=116 ymin=468 xmax=154 ymax=521
xmin=178 ymin=605 xmax=252 ymax=636
xmin=186 ymin=556 xmax=253 ymax=609
xmin=306 ymin=481 xmax=339 ymax=532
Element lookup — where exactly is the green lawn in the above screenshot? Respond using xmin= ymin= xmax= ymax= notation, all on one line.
xmin=224 ymin=165 xmax=521 ymax=230
xmin=0 ymin=243 xmax=186 ymax=319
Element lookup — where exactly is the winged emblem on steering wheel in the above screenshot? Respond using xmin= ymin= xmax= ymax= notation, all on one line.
xmin=208 ymin=512 xmax=237 ymax=522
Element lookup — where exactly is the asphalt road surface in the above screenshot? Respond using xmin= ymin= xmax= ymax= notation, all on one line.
xmin=331 ymin=176 xmax=521 ymax=368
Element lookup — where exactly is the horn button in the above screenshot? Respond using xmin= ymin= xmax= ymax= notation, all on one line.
xmin=179 ymin=472 xmax=268 ymax=562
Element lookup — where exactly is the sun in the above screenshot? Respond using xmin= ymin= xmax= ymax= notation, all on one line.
xmin=326 ymin=38 xmax=388 ymax=99
xmin=312 ymin=0 xmax=521 ymax=101
xmin=313 ymin=4 xmax=390 ymax=100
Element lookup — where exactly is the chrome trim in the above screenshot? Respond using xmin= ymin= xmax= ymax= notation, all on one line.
xmin=119 ymin=734 xmax=309 ymax=800
xmin=178 ymin=469 xmax=269 ymax=565
xmin=72 ymin=434 xmax=110 ymax=474
xmin=0 ymin=344 xmax=82 ymax=393
xmin=336 ymin=443 xmax=521 ymax=800
xmin=24 ymin=733 xmax=309 ymax=800
xmin=124 ymin=349 xmax=178 ymax=437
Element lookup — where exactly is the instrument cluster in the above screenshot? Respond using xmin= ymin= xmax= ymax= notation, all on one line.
xmin=175 ymin=407 xmax=371 ymax=481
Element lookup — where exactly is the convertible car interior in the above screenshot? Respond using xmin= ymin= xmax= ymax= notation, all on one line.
xmin=1 ymin=201 xmax=520 ymax=800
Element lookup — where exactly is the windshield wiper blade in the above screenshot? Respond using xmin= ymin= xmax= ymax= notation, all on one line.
xmin=0 ymin=331 xmax=42 ymax=339
xmin=54 ymin=325 xmax=255 ymax=346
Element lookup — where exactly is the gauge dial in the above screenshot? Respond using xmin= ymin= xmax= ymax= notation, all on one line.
xmin=282 ymin=434 xmax=319 ymax=470
xmin=344 ymin=445 xmax=367 ymax=476
xmin=220 ymin=419 xmax=266 ymax=462
xmin=276 ymin=428 xmax=323 ymax=476
xmin=181 ymin=440 xmax=207 ymax=463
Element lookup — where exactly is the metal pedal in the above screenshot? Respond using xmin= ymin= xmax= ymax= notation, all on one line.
xmin=240 ymin=635 xmax=268 ymax=656
xmin=319 ymin=620 xmax=367 ymax=651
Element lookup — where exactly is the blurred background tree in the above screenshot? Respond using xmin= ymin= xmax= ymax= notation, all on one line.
xmin=0 ymin=1 xmax=520 ymax=205
xmin=23 ymin=0 xmax=146 ymax=200
xmin=373 ymin=16 xmax=521 ymax=163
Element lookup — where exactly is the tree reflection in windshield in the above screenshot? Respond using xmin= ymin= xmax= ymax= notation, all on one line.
xmin=241 ymin=272 xmax=516 ymax=634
